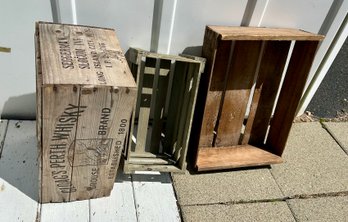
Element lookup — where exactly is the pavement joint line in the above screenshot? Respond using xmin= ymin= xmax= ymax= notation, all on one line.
xmin=320 ymin=122 xmax=348 ymax=155
xmin=169 ymin=174 xmax=185 ymax=222
xmin=130 ymin=175 xmax=140 ymax=222
xmin=268 ymin=169 xmax=299 ymax=222
xmin=178 ymin=191 xmax=348 ymax=207
xmin=0 ymin=120 xmax=9 ymax=158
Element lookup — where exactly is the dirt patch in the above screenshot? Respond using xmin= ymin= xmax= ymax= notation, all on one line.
xmin=294 ymin=110 xmax=348 ymax=123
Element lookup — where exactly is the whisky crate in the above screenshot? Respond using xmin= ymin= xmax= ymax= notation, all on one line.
xmin=123 ymin=48 xmax=205 ymax=173
xmin=35 ymin=22 xmax=136 ymax=203
xmin=190 ymin=26 xmax=324 ymax=171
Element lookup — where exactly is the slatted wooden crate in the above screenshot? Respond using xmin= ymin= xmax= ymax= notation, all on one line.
xmin=123 ymin=48 xmax=205 ymax=173
xmin=190 ymin=26 xmax=324 ymax=171
xmin=35 ymin=22 xmax=136 ymax=202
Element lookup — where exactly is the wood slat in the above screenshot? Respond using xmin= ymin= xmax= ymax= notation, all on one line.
xmin=196 ymin=145 xmax=283 ymax=171
xmin=135 ymin=57 xmax=156 ymax=154
xmin=163 ymin=61 xmax=188 ymax=155
xmin=199 ymin=40 xmax=233 ymax=147
xmin=124 ymin=164 xmax=182 ymax=174
xmin=39 ymin=22 xmax=135 ymax=87
xmin=242 ymin=41 xmax=291 ymax=145
xmin=150 ymin=59 xmax=171 ymax=153
xmin=266 ymin=41 xmax=320 ymax=156
xmin=208 ymin=26 xmax=325 ymax=41
xmin=216 ymin=41 xmax=263 ymax=146
xmin=41 ymin=85 xmax=79 ymax=203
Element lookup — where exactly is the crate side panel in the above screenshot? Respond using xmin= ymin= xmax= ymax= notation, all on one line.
xmin=39 ymin=22 xmax=135 ymax=88
xmin=266 ymin=41 xmax=319 ymax=156
xmin=163 ymin=61 xmax=187 ymax=155
xmin=242 ymin=41 xmax=291 ymax=145
xmin=41 ymin=85 xmax=80 ymax=203
xmin=150 ymin=59 xmax=171 ymax=153
xmin=216 ymin=41 xmax=263 ymax=147
xmin=198 ymin=40 xmax=232 ymax=147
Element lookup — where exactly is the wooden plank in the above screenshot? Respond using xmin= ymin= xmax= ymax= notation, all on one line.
xmin=124 ymin=164 xmax=182 ymax=174
xmin=41 ymin=85 xmax=80 ymax=203
xmin=199 ymin=40 xmax=233 ymax=147
xmin=90 ymin=171 xmax=137 ymax=222
xmin=128 ymin=157 xmax=173 ymax=165
xmin=208 ymin=26 xmax=325 ymax=41
xmin=242 ymin=41 xmax=291 ymax=145
xmin=40 ymin=201 xmax=89 ymax=222
xmin=0 ymin=119 xmax=8 ymax=156
xmin=216 ymin=41 xmax=263 ymax=146
xmin=150 ymin=59 xmax=171 ymax=153
xmin=132 ymin=173 xmax=181 ymax=221
xmin=0 ymin=121 xmax=39 ymax=221
xmin=196 ymin=145 xmax=283 ymax=171
xmin=69 ymin=86 xmax=124 ymax=201
xmin=177 ymin=63 xmax=202 ymax=170
xmin=266 ymin=41 xmax=320 ymax=156
xmin=35 ymin=23 xmax=43 ymax=202
xmin=135 ymin=57 xmax=156 ymax=154
xmin=39 ymin=22 xmax=135 ymax=87
xmin=163 ymin=61 xmax=188 ymax=155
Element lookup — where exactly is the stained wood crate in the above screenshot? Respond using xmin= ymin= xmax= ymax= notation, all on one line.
xmin=123 ymin=48 xmax=205 ymax=173
xmin=190 ymin=26 xmax=324 ymax=171
xmin=35 ymin=22 xmax=136 ymax=202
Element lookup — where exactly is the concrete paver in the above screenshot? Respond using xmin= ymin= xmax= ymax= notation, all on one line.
xmin=172 ymin=168 xmax=284 ymax=206
xmin=181 ymin=201 xmax=295 ymax=222
xmin=270 ymin=123 xmax=348 ymax=196
xmin=288 ymin=196 xmax=348 ymax=222
xmin=323 ymin=122 xmax=348 ymax=154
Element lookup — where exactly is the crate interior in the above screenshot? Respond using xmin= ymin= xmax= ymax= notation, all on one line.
xmin=195 ymin=38 xmax=320 ymax=171
xmin=125 ymin=50 xmax=202 ymax=172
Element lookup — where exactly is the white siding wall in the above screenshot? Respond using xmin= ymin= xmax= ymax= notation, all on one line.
xmin=0 ymin=0 xmax=347 ymax=118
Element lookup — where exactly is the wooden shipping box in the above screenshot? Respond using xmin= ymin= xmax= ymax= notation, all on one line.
xmin=35 ymin=22 xmax=136 ymax=203
xmin=123 ymin=48 xmax=205 ymax=173
xmin=190 ymin=26 xmax=324 ymax=171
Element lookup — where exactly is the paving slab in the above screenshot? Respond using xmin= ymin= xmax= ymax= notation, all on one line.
xmin=181 ymin=201 xmax=295 ymax=222
xmin=172 ymin=168 xmax=284 ymax=206
xmin=288 ymin=196 xmax=348 ymax=222
xmin=323 ymin=122 xmax=348 ymax=154
xmin=271 ymin=123 xmax=348 ymax=196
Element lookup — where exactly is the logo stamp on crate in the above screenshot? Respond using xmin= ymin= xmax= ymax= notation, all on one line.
xmin=68 ymin=139 xmax=113 ymax=166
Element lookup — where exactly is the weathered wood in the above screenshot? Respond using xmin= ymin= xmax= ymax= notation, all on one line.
xmin=125 ymin=48 xmax=204 ymax=173
xmin=266 ymin=41 xmax=320 ymax=156
xmin=216 ymin=40 xmax=263 ymax=146
xmin=196 ymin=145 xmax=283 ymax=171
xmin=242 ymin=41 xmax=291 ymax=145
xmin=192 ymin=26 xmax=323 ymax=171
xmin=132 ymin=173 xmax=181 ymax=222
xmin=36 ymin=22 xmax=136 ymax=202
xmin=199 ymin=40 xmax=232 ymax=147
xmin=208 ymin=26 xmax=325 ymax=41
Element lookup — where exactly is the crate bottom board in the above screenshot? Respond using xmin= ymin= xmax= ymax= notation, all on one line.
xmin=123 ymin=163 xmax=185 ymax=174
xmin=196 ymin=145 xmax=283 ymax=171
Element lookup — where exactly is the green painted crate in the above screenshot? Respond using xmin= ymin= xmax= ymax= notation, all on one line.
xmin=123 ymin=48 xmax=205 ymax=173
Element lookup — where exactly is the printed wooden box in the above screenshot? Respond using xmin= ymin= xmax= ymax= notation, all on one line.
xmin=123 ymin=48 xmax=205 ymax=173
xmin=35 ymin=22 xmax=136 ymax=202
xmin=190 ymin=26 xmax=324 ymax=171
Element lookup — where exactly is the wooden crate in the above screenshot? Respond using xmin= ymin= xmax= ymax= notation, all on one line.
xmin=123 ymin=48 xmax=205 ymax=173
xmin=35 ymin=22 xmax=136 ymax=202
xmin=190 ymin=26 xmax=324 ymax=171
